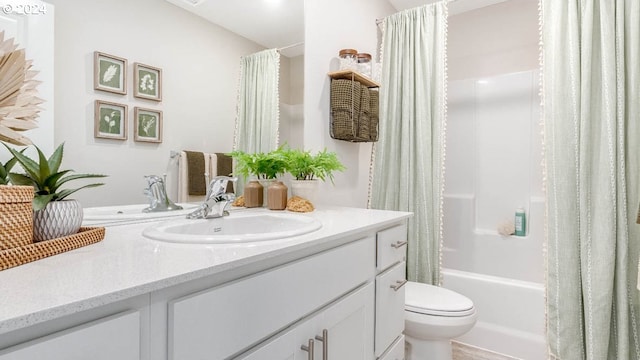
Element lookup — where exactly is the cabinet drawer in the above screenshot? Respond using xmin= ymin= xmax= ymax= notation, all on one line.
xmin=0 ymin=311 xmax=140 ymax=360
xmin=378 ymin=335 xmax=405 ymax=360
xmin=375 ymin=261 xmax=406 ymax=357
xmin=376 ymin=224 xmax=407 ymax=271
xmin=169 ymin=237 xmax=375 ymax=360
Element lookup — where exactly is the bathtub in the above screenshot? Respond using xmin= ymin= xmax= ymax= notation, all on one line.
xmin=442 ymin=268 xmax=546 ymax=359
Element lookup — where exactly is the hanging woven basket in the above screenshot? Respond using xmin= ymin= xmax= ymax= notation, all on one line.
xmin=0 ymin=185 xmax=34 ymax=250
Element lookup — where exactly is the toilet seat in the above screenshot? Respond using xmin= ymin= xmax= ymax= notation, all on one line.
xmin=405 ymin=281 xmax=475 ymax=317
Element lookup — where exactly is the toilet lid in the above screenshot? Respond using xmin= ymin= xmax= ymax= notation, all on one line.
xmin=405 ymin=282 xmax=475 ymax=317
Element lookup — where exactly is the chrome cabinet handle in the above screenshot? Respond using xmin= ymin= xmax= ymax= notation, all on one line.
xmin=390 ymin=279 xmax=408 ymax=291
xmin=315 ymin=329 xmax=328 ymax=360
xmin=301 ymin=339 xmax=314 ymax=360
xmin=391 ymin=240 xmax=408 ymax=249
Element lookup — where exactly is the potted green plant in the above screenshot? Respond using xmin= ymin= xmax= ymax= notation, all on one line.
xmin=0 ymin=151 xmax=35 ymax=249
xmin=230 ymin=148 xmax=288 ymax=180
xmin=284 ymin=148 xmax=345 ymax=203
xmin=230 ymin=148 xmax=289 ymax=208
xmin=6 ymin=143 xmax=107 ymax=242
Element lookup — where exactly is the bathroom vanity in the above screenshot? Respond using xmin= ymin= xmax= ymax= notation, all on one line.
xmin=0 ymin=207 xmax=410 ymax=360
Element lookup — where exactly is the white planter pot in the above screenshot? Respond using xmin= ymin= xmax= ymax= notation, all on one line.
xmin=289 ymin=180 xmax=319 ymax=204
xmin=33 ymin=199 xmax=83 ymax=242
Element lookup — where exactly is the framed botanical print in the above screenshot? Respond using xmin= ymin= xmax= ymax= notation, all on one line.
xmin=133 ymin=63 xmax=162 ymax=101
xmin=94 ymin=52 xmax=127 ymax=95
xmin=134 ymin=107 xmax=162 ymax=143
xmin=94 ymin=100 xmax=127 ymax=140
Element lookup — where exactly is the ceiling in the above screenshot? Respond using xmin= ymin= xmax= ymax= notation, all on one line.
xmin=164 ymin=0 xmax=511 ymax=58
xmin=164 ymin=0 xmax=305 ymax=58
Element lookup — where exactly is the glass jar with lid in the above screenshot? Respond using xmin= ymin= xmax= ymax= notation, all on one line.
xmin=356 ymin=53 xmax=372 ymax=78
xmin=339 ymin=48 xmax=358 ymax=71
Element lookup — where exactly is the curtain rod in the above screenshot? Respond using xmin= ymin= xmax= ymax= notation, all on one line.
xmin=277 ymin=42 xmax=304 ymax=52
xmin=376 ymin=0 xmax=458 ymax=25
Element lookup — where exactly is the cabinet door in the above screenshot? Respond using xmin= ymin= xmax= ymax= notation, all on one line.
xmin=378 ymin=335 xmax=405 ymax=360
xmin=170 ymin=237 xmax=374 ymax=360
xmin=375 ymin=262 xmax=406 ymax=357
xmin=237 ymin=283 xmax=375 ymax=360
xmin=314 ymin=283 xmax=375 ymax=360
xmin=0 ymin=311 xmax=141 ymax=360
xmin=236 ymin=316 xmax=316 ymax=360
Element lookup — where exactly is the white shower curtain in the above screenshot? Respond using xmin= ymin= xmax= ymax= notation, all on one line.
xmin=233 ymin=49 xmax=280 ymax=192
xmin=542 ymin=1 xmax=640 ymax=358
xmin=369 ymin=3 xmax=448 ymax=285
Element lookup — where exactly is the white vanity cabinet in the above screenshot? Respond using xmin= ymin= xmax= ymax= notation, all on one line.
xmin=0 ymin=209 xmax=411 ymax=360
xmin=0 ymin=311 xmax=142 ymax=360
xmin=374 ymin=224 xmax=408 ymax=359
xmin=238 ymin=282 xmax=374 ymax=360
xmin=168 ymin=237 xmax=375 ymax=359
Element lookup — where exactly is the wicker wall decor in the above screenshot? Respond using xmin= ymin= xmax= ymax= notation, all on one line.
xmin=0 ymin=31 xmax=43 ymax=146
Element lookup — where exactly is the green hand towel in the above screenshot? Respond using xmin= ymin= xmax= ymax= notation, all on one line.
xmin=184 ymin=151 xmax=206 ymax=196
xmin=216 ymin=153 xmax=234 ymax=193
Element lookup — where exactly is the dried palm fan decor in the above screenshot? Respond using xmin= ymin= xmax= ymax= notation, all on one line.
xmin=0 ymin=31 xmax=43 ymax=145
xmin=0 ymin=31 xmax=42 ymax=252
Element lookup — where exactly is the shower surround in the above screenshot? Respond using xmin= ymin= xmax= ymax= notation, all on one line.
xmin=443 ymin=70 xmax=545 ymax=360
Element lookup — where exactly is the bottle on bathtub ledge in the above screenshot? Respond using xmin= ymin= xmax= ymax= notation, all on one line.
xmin=515 ymin=207 xmax=527 ymax=236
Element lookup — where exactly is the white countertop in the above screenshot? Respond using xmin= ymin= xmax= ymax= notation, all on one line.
xmin=0 ymin=206 xmax=411 ymax=334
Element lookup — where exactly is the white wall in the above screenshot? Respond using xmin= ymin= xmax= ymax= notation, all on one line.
xmin=304 ymin=0 xmax=396 ymax=208
xmin=448 ymin=0 xmax=539 ymax=80
xmin=0 ymin=0 xmax=54 ymax=159
xmin=279 ymin=55 xmax=304 ymax=151
xmin=47 ymin=0 xmax=264 ymax=207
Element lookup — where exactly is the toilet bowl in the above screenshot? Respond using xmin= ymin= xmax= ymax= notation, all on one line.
xmin=404 ymin=281 xmax=477 ymax=360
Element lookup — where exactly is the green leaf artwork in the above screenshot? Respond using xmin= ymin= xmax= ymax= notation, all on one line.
xmin=138 ymin=114 xmax=157 ymax=138
xmin=99 ymin=107 xmax=122 ymax=135
xmin=99 ymin=59 xmax=121 ymax=88
xmin=138 ymin=69 xmax=157 ymax=96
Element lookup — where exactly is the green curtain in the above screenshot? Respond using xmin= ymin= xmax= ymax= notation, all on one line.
xmin=542 ymin=1 xmax=640 ymax=358
xmin=369 ymin=2 xmax=448 ymax=285
xmin=233 ymin=49 xmax=280 ymax=192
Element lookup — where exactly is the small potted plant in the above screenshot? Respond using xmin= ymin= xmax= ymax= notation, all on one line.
xmin=6 ymin=143 xmax=107 ymax=242
xmin=284 ymin=148 xmax=345 ymax=203
xmin=230 ymin=148 xmax=288 ymax=181
xmin=230 ymin=148 xmax=288 ymax=207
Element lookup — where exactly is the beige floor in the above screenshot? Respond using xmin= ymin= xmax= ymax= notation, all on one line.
xmin=452 ymin=341 xmax=522 ymax=360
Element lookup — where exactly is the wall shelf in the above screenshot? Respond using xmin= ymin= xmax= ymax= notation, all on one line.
xmin=327 ymin=70 xmax=380 ymax=88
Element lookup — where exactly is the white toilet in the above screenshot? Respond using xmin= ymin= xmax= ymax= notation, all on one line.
xmin=404 ymin=281 xmax=477 ymax=360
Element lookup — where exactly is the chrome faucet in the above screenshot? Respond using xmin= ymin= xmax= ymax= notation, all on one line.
xmin=186 ymin=176 xmax=237 ymax=219
xmin=143 ymin=175 xmax=183 ymax=212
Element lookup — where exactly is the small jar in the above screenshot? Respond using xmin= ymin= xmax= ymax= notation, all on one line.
xmin=356 ymin=53 xmax=372 ymax=78
xmin=244 ymin=180 xmax=263 ymax=208
xmin=339 ymin=48 xmax=358 ymax=71
xmin=267 ymin=181 xmax=288 ymax=211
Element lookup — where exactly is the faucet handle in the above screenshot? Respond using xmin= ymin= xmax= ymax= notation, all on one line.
xmin=208 ymin=176 xmax=238 ymax=196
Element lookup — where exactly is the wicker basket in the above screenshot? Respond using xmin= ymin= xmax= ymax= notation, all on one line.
xmin=0 ymin=185 xmax=34 ymax=250
xmin=330 ymin=79 xmax=379 ymax=142
xmin=0 ymin=227 xmax=105 ymax=271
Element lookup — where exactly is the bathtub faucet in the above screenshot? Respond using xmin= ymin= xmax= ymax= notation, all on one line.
xmin=143 ymin=175 xmax=183 ymax=212
xmin=186 ymin=176 xmax=237 ymax=219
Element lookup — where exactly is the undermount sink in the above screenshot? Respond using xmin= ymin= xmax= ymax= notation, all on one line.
xmin=142 ymin=211 xmax=322 ymax=244
xmin=83 ymin=203 xmax=199 ymax=223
